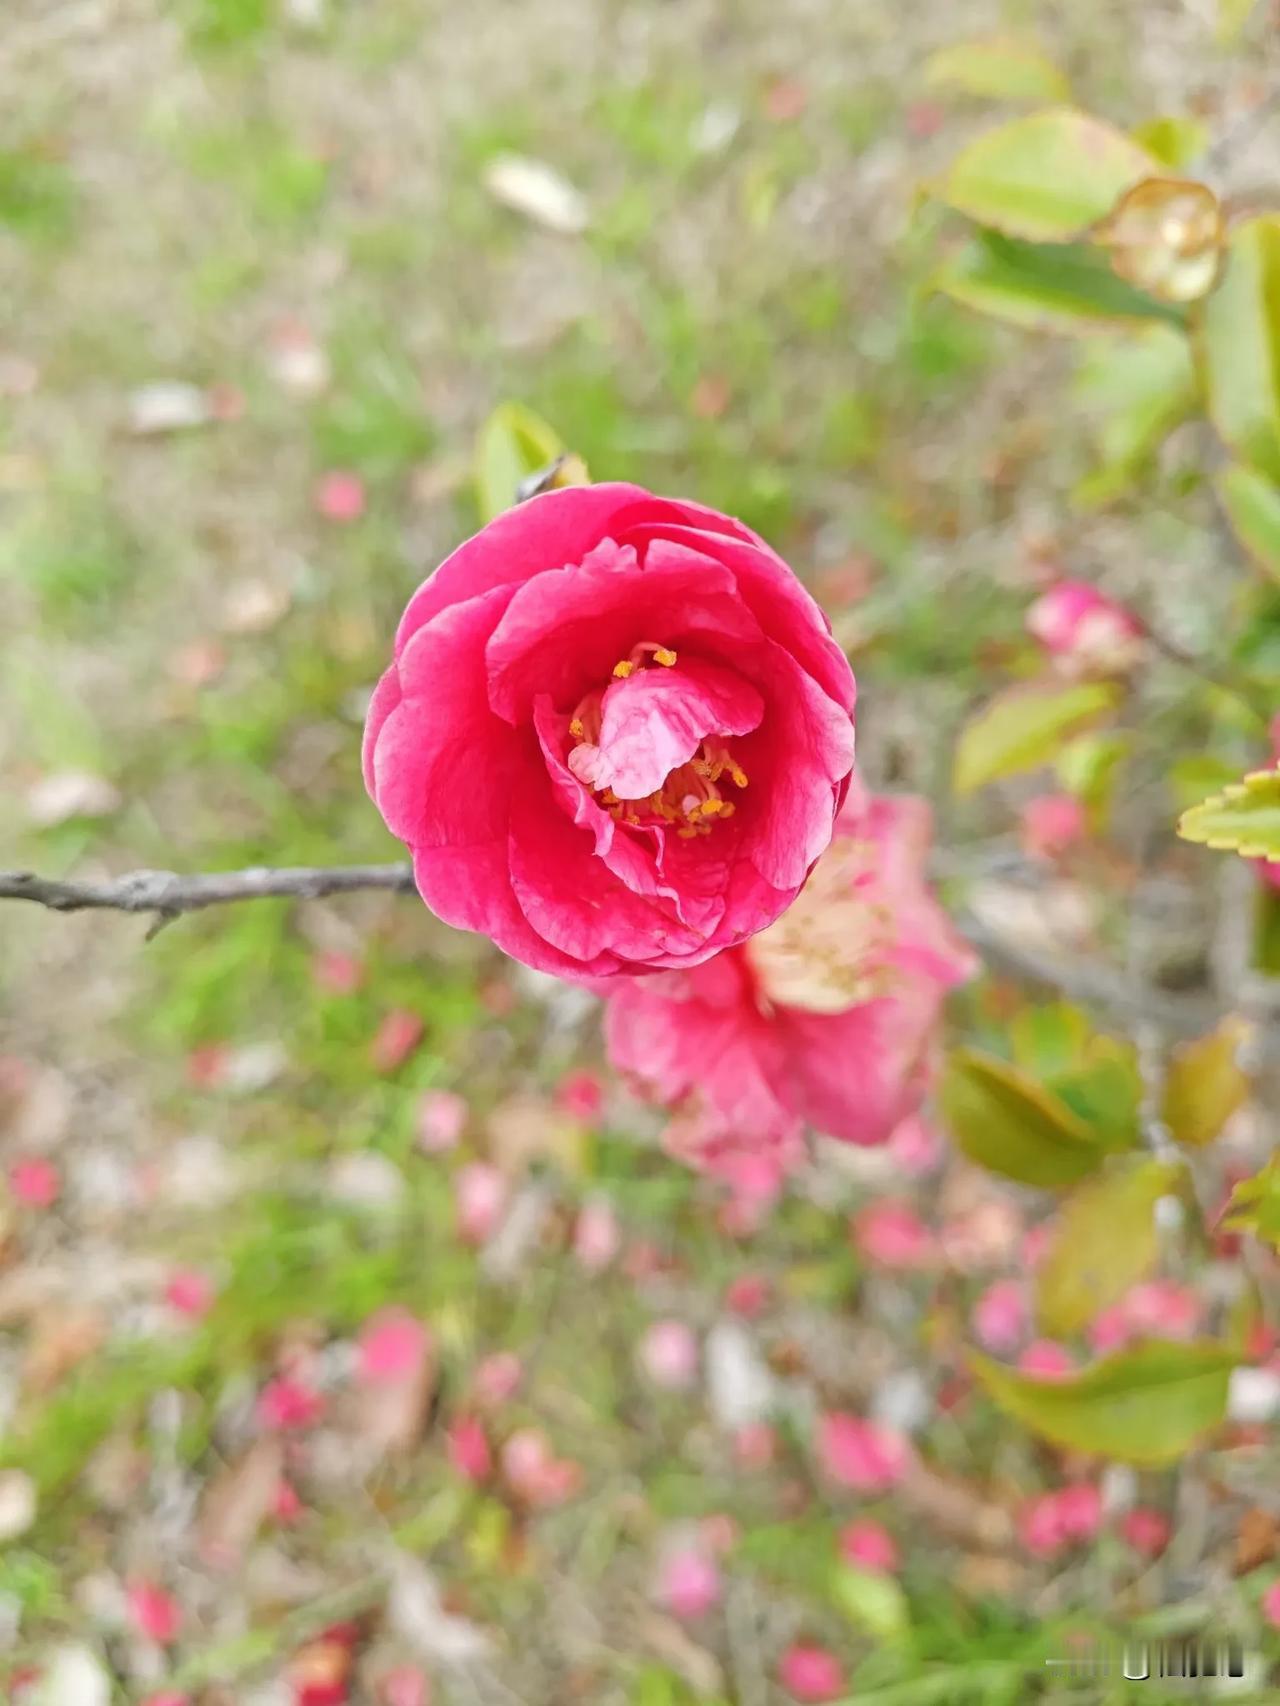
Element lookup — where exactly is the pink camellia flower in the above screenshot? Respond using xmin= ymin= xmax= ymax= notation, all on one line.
xmin=454 ymin=1163 xmax=508 ymax=1245
xmin=164 ymin=1268 xmax=215 ymax=1321
xmin=638 ymin=1319 xmax=699 ymax=1390
xmin=256 ymin=1375 xmax=324 ymax=1432
xmin=9 ymin=1157 xmax=60 ymax=1209
xmin=779 ymin=1642 xmax=846 ymax=1703
xmin=573 ymin=1195 xmax=621 ymax=1273
xmin=838 ymin=1518 xmax=900 ymax=1574
xmin=605 ymin=777 xmax=974 ymax=1183
xmin=416 ymin=1089 xmax=467 ymax=1153
xmin=1055 ymin=1482 xmax=1102 ymax=1542
xmin=356 ymin=1307 xmax=431 ymax=1384
xmin=1261 ymin=1577 xmax=1280 ymax=1629
xmin=853 ymin=1199 xmax=936 ymax=1270
xmin=1018 ymin=1484 xmax=1101 ymax=1558
xmin=655 ymin=1545 xmax=722 ymax=1619
xmin=1018 ymin=1340 xmax=1076 ymax=1380
xmin=315 ymin=469 xmax=366 ymax=523
xmin=972 ymin=1280 xmax=1029 ymax=1354
xmin=363 ymin=484 xmax=857 ymax=981
xmin=1026 ymin=579 xmax=1143 ymax=675
xmin=817 ymin=1413 xmax=910 ymax=1492
xmin=555 ymin=1068 xmax=603 ymax=1122
xmin=127 ymin=1579 xmax=182 ymax=1645
xmin=447 ymin=1415 xmax=492 ymax=1483
xmin=1120 ymin=1506 xmax=1170 ymax=1558
xmin=1019 ymin=792 xmax=1087 ymax=863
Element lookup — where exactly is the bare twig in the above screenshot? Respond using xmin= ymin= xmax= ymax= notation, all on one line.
xmin=0 ymin=862 xmax=416 ymax=924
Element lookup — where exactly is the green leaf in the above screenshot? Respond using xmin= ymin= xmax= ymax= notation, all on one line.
xmin=1047 ymin=1041 xmax=1143 ymax=1148
xmin=1132 ymin=115 xmax=1210 ymax=170
xmin=1168 ymin=754 xmax=1248 ymax=814
xmin=1217 ymin=463 xmax=1280 ymax=582
xmin=830 ymin=1564 xmax=910 ymax=1641
xmin=922 ymin=38 xmax=1071 ymax=106
xmin=474 ymin=402 xmax=568 ymax=523
xmin=936 ymin=109 xmax=1156 ymax=242
xmin=934 ymin=232 xmax=1184 ymax=335
xmin=1009 ymin=1002 xmax=1092 ymax=1081
xmin=1216 ymin=0 xmax=1258 ymax=43
xmin=1073 ymin=327 xmax=1197 ymax=481
xmin=969 ymin=1340 xmax=1237 ymax=1464
xmin=954 ymin=680 xmax=1121 ymax=795
xmin=939 ymin=1049 xmax=1109 ymax=1188
xmin=1201 ymin=216 xmax=1280 ymax=482
xmin=1223 ymin=1153 xmax=1280 ymax=1250
xmin=1178 ymin=768 xmax=1280 ymax=859
xmin=1035 ymin=1158 xmax=1184 ymax=1335
xmin=1162 ymin=1018 xmax=1251 ymax=1148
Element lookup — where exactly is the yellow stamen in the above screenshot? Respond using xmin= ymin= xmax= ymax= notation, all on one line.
xmin=654 ymin=647 xmax=677 ymax=667
xmin=677 ymin=825 xmax=699 ymax=839
xmin=729 ymin=764 xmax=749 ymax=788
xmin=569 ymin=717 xmax=585 ymax=739
xmin=612 ymin=659 xmax=634 ymax=678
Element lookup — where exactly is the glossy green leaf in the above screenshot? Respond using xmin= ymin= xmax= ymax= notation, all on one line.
xmin=474 ymin=402 xmax=567 ymax=522
xmin=1178 ymin=768 xmax=1280 ymax=859
xmin=1223 ymin=1153 xmax=1280 ymax=1250
xmin=1217 ymin=463 xmax=1280 ymax=582
xmin=1009 ymin=1002 xmax=1092 ymax=1082
xmin=934 ymin=232 xmax=1183 ymax=335
xmin=1073 ymin=327 xmax=1196 ymax=480
xmin=1048 ymin=1040 xmax=1143 ymax=1148
xmin=936 ymin=109 xmax=1156 ymax=242
xmin=939 ymin=1049 xmax=1107 ymax=1188
xmin=922 ymin=38 xmax=1071 ymax=105
xmin=1168 ymin=754 xmax=1247 ymax=814
xmin=1162 ymin=1018 xmax=1251 ymax=1148
xmin=969 ymin=1340 xmax=1237 ymax=1463
xmin=954 ymin=680 xmax=1121 ymax=795
xmin=1036 ymin=1158 xmax=1184 ymax=1335
xmin=1201 ymin=217 xmax=1280 ymax=482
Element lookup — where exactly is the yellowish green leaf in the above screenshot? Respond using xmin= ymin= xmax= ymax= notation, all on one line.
xmin=1201 ymin=216 xmax=1280 ymax=482
xmin=1073 ymin=327 xmax=1196 ymax=481
xmin=934 ymin=232 xmax=1184 ymax=336
xmin=1223 ymin=1153 xmax=1280 ymax=1250
xmin=474 ymin=402 xmax=584 ymax=523
xmin=1217 ymin=463 xmax=1280 ymax=583
xmin=1177 ymin=768 xmax=1280 ymax=859
xmin=830 ymin=1564 xmax=909 ymax=1640
xmin=969 ymin=1340 xmax=1237 ymax=1463
xmin=1132 ymin=116 xmax=1210 ymax=170
xmin=954 ymin=680 xmax=1121 ymax=795
xmin=939 ymin=1049 xmax=1108 ymax=1189
xmin=1216 ymin=0 xmax=1258 ymax=43
xmin=922 ymin=37 xmax=1070 ymax=106
xmin=1035 ymin=1158 xmax=1184 ymax=1336
xmin=1162 ymin=1018 xmax=1252 ymax=1148
xmin=936 ymin=109 xmax=1156 ymax=242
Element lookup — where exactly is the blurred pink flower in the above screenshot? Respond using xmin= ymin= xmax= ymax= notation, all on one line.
xmin=555 ymin=1068 xmax=603 ymax=1122
xmin=1019 ymin=792 xmax=1087 ymax=862
xmin=1020 ymin=1492 xmax=1066 ymax=1558
xmin=838 ymin=1518 xmax=900 ymax=1574
xmin=380 ymin=1668 xmax=431 ymax=1706
xmin=972 ymin=1280 xmax=1029 ymax=1354
xmin=141 ymin=1695 xmax=190 ymax=1706
xmin=274 ymin=1479 xmax=304 ymax=1524
xmin=370 ymin=1008 xmax=424 ymax=1073
xmin=573 ymin=1195 xmax=621 ymax=1273
xmin=1262 ymin=1578 xmax=1280 ymax=1628
xmin=724 ymin=1272 xmax=771 ymax=1318
xmin=471 ymin=1351 xmax=523 ymax=1408
xmin=638 ymin=1320 xmax=699 ymax=1390
xmin=356 ymin=1307 xmax=431 ymax=1385
xmin=447 ymin=1415 xmax=492 ymax=1484
xmin=734 ymin=1422 xmax=778 ymax=1469
xmin=655 ymin=1545 xmax=722 ymax=1619
xmin=1120 ymin=1506 xmax=1170 ymax=1558
xmin=1018 ymin=1484 xmax=1100 ymax=1558
xmin=779 ymin=1642 xmax=846 ymax=1702
xmin=853 ymin=1200 xmax=935 ymax=1270
xmin=501 ymin=1428 xmax=581 ymax=1508
xmin=1056 ymin=1482 xmax=1102 ymax=1541
xmin=817 ymin=1413 xmax=910 ymax=1492
xmin=1020 ymin=1225 xmax=1055 ymax=1270
xmin=604 ymin=778 xmax=974 ymax=1184
xmin=315 ymin=470 xmax=366 ymax=523
xmin=164 ymin=1268 xmax=215 ymax=1320
xmin=454 ymin=1163 xmax=507 ymax=1245
xmin=886 ymin=1113 xmax=943 ymax=1175
xmin=127 ymin=1579 xmax=182 ymax=1644
xmin=362 ymin=484 xmax=856 ymax=982
xmin=1017 ymin=1340 xmax=1075 ymax=1380
xmin=1026 ymin=579 xmax=1143 ymax=675
xmin=311 ymin=951 xmax=364 ymax=995
xmin=1088 ymin=1281 xmax=1202 ymax=1354
xmin=417 ymin=1089 xmax=467 ymax=1153
xmin=8 ymin=1157 xmax=60 ymax=1209
xmin=257 ymin=1375 xmax=324 ymax=1432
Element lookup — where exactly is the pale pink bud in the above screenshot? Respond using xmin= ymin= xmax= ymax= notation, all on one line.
xmin=164 ymin=1268 xmax=215 ymax=1320
xmin=256 ymin=1375 xmax=324 ymax=1432
xmin=1262 ymin=1578 xmax=1280 ymax=1629
xmin=1120 ymin=1506 xmax=1170 ymax=1557
xmin=447 ymin=1415 xmax=492 ymax=1483
xmin=886 ymin=1114 xmax=943 ymax=1175
xmin=311 ymin=951 xmax=364 ymax=995
xmin=1055 ymin=1482 xmax=1102 ymax=1541
xmin=779 ymin=1642 xmax=845 ymax=1702
xmin=724 ymin=1273 xmax=771 ymax=1319
xmin=315 ymin=469 xmax=366 ymax=523
xmin=127 ymin=1579 xmax=182 ymax=1644
xmin=1019 ymin=792 xmax=1086 ymax=862
xmin=380 ymin=1668 xmax=431 ymax=1706
xmin=554 ymin=1068 xmax=603 ymax=1122
xmin=573 ymin=1196 xmax=621 ymax=1273
xmin=656 ymin=1546 xmax=722 ymax=1620
xmin=1019 ymin=1493 xmax=1067 ymax=1558
xmin=9 ymin=1158 xmax=60 ymax=1209
xmin=838 ymin=1518 xmax=899 ymax=1574
xmin=416 ymin=1089 xmax=467 ymax=1153
xmin=733 ymin=1422 xmax=778 ymax=1470
xmin=356 ymin=1307 xmax=430 ymax=1385
xmin=370 ymin=1008 xmax=424 ymax=1073
xmin=1017 ymin=1340 xmax=1075 ymax=1380
xmin=817 ymin=1413 xmax=910 ymax=1492
xmin=1026 ymin=579 xmax=1143 ymax=674
xmin=852 ymin=1200 xmax=935 ymax=1269
xmin=471 ymin=1351 xmax=523 ymax=1408
xmin=454 ymin=1163 xmax=507 ymax=1245
xmin=972 ymin=1280 xmax=1029 ymax=1354
xmin=638 ymin=1320 xmax=699 ymax=1390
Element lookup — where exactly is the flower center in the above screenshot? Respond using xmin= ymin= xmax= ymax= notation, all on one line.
xmin=746 ymin=837 xmax=894 ymax=1012
xmin=566 ymin=641 xmax=750 ymax=839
